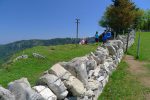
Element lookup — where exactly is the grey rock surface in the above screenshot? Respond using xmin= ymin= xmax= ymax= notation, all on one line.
xmin=49 ymin=64 xmax=86 ymax=97
xmin=8 ymin=78 xmax=44 ymax=100
xmin=37 ymin=74 xmax=68 ymax=100
xmin=33 ymin=85 xmax=57 ymax=100
xmin=0 ymin=86 xmax=15 ymax=100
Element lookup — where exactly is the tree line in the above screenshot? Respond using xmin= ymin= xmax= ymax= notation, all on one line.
xmin=136 ymin=10 xmax=150 ymax=31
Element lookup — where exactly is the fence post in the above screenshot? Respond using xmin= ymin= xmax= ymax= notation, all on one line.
xmin=123 ymin=30 xmax=124 ymax=35
xmin=125 ymin=30 xmax=130 ymax=53
xmin=114 ymin=32 xmax=116 ymax=39
xmin=136 ymin=30 xmax=141 ymax=59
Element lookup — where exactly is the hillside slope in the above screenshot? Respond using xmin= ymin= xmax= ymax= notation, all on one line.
xmin=0 ymin=37 xmax=95 ymax=66
xmin=0 ymin=44 xmax=97 ymax=87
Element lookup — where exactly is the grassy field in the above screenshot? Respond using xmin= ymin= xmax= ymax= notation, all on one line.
xmin=99 ymin=61 xmax=150 ymax=100
xmin=99 ymin=32 xmax=150 ymax=100
xmin=0 ymin=44 xmax=97 ymax=87
xmin=99 ymin=61 xmax=148 ymax=100
xmin=128 ymin=32 xmax=150 ymax=61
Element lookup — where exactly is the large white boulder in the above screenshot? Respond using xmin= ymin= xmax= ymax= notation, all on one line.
xmin=103 ymin=62 xmax=111 ymax=74
xmin=37 ymin=74 xmax=68 ymax=100
xmin=87 ymin=79 xmax=99 ymax=91
xmin=95 ymin=47 xmax=109 ymax=63
xmin=86 ymin=58 xmax=97 ymax=72
xmin=89 ymin=52 xmax=101 ymax=65
xmin=104 ymin=43 xmax=116 ymax=56
xmin=33 ymin=85 xmax=57 ymax=100
xmin=64 ymin=75 xmax=86 ymax=96
xmin=93 ymin=66 xmax=101 ymax=78
xmin=94 ymin=51 xmax=106 ymax=64
xmin=0 ymin=86 xmax=15 ymax=100
xmin=60 ymin=57 xmax=89 ymax=87
xmin=108 ymin=40 xmax=123 ymax=49
xmin=48 ymin=64 xmax=86 ymax=97
xmin=8 ymin=78 xmax=44 ymax=100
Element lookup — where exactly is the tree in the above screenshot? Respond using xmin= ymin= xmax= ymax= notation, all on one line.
xmin=138 ymin=9 xmax=150 ymax=31
xmin=99 ymin=0 xmax=142 ymax=35
xmin=99 ymin=13 xmax=108 ymax=28
xmin=134 ymin=9 xmax=144 ymax=30
xmin=112 ymin=0 xmax=120 ymax=7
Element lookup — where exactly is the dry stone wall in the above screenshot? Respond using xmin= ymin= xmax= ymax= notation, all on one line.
xmin=0 ymin=30 xmax=135 ymax=100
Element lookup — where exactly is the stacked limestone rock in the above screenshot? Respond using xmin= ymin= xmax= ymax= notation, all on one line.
xmin=117 ymin=30 xmax=135 ymax=51
xmin=0 ymin=31 xmax=135 ymax=100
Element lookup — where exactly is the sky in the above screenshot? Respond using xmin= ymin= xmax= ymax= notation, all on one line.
xmin=0 ymin=0 xmax=150 ymax=44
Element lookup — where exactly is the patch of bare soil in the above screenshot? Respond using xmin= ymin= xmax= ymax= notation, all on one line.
xmin=124 ymin=55 xmax=147 ymax=75
xmin=124 ymin=55 xmax=150 ymax=100
xmin=124 ymin=55 xmax=150 ymax=86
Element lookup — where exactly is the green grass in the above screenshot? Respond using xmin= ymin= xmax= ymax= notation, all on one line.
xmin=99 ymin=32 xmax=150 ymax=99
xmin=128 ymin=31 xmax=150 ymax=80
xmin=128 ymin=32 xmax=150 ymax=61
xmin=99 ymin=61 xmax=149 ymax=100
xmin=0 ymin=44 xmax=97 ymax=87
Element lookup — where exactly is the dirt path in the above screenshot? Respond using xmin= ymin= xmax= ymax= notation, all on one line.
xmin=124 ymin=55 xmax=150 ymax=87
xmin=124 ymin=55 xmax=150 ymax=99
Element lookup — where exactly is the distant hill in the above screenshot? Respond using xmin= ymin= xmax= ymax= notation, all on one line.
xmin=0 ymin=37 xmax=95 ymax=66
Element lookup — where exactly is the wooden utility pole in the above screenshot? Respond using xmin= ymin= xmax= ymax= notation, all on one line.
xmin=75 ymin=19 xmax=80 ymax=47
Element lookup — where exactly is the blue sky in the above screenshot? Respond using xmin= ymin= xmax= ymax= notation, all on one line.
xmin=0 ymin=0 xmax=150 ymax=44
